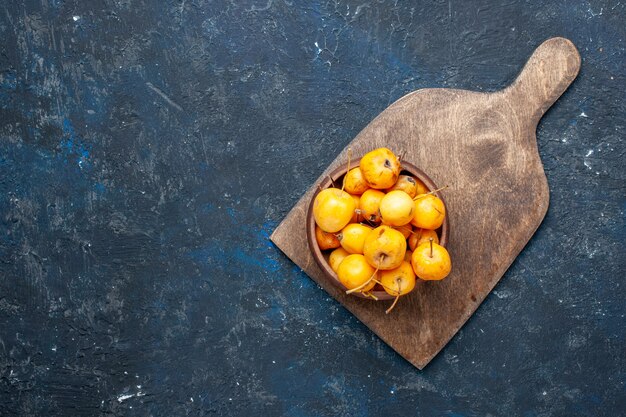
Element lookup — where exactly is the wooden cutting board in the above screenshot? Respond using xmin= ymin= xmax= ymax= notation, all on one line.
xmin=270 ymin=37 xmax=580 ymax=369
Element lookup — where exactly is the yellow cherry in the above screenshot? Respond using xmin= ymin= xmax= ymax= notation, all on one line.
xmin=313 ymin=187 xmax=356 ymax=233
xmin=359 ymin=189 xmax=385 ymax=223
xmin=404 ymin=249 xmax=413 ymax=262
xmin=385 ymin=175 xmax=419 ymax=198
xmin=343 ymin=167 xmax=369 ymax=195
xmin=411 ymin=239 xmax=451 ymax=281
xmin=349 ymin=194 xmax=360 ymax=223
xmin=329 ymin=247 xmax=350 ymax=273
xmin=380 ymin=261 xmax=416 ymax=313
xmin=379 ymin=190 xmax=415 ymax=226
xmin=315 ymin=225 xmax=340 ymax=250
xmin=393 ymin=225 xmax=412 ymax=239
xmin=380 ymin=261 xmax=416 ymax=296
xmin=359 ymin=148 xmax=401 ymax=189
xmin=411 ymin=194 xmax=446 ymax=230
xmin=414 ymin=178 xmax=429 ymax=195
xmin=337 ymin=254 xmax=377 ymax=292
xmin=337 ymin=223 xmax=372 ymax=254
xmin=408 ymin=228 xmax=439 ymax=251
xmin=363 ymin=225 xmax=406 ymax=270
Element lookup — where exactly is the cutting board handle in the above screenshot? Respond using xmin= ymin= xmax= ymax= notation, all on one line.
xmin=506 ymin=37 xmax=581 ymax=123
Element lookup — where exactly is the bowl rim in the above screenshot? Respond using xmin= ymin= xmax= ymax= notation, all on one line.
xmin=306 ymin=160 xmax=449 ymax=300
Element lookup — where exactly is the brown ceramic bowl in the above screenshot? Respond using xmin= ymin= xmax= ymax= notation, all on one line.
xmin=306 ymin=161 xmax=449 ymax=300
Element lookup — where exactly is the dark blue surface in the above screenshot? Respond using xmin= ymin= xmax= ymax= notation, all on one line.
xmin=0 ymin=1 xmax=624 ymax=416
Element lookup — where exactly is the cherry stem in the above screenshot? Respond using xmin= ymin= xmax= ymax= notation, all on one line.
xmin=386 ymin=294 xmax=400 ymax=314
xmin=413 ymin=185 xmax=449 ymax=200
xmin=346 ymin=266 xmax=379 ymax=295
xmin=403 ymin=226 xmax=423 ymax=237
xmin=429 ymin=237 xmax=434 ymax=258
xmin=328 ymin=175 xmax=336 ymax=188
xmin=362 ymin=291 xmax=378 ymax=301
xmin=360 ymin=217 xmax=378 ymax=227
xmin=341 ymin=147 xmax=352 ymax=192
xmin=385 ymin=278 xmax=402 ymax=314
xmin=371 ymin=278 xmax=395 ymax=293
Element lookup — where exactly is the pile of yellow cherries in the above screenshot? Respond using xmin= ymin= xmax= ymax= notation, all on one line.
xmin=313 ymin=148 xmax=451 ymax=313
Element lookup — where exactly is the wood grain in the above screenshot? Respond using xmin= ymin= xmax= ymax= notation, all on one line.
xmin=270 ymin=37 xmax=581 ymax=369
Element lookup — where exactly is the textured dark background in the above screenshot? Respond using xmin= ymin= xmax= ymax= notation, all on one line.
xmin=0 ymin=1 xmax=624 ymax=416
